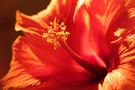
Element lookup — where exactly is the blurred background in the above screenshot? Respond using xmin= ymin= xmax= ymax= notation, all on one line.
xmin=0 ymin=0 xmax=50 ymax=84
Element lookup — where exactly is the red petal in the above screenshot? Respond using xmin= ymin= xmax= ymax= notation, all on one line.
xmin=87 ymin=0 xmax=125 ymax=58
xmin=15 ymin=0 xmax=78 ymax=34
xmin=69 ymin=1 xmax=107 ymax=68
xmin=2 ymin=33 xmax=95 ymax=89
xmin=15 ymin=11 xmax=45 ymax=35
xmin=83 ymin=0 xmax=135 ymax=89
xmin=11 ymin=83 xmax=99 ymax=90
xmin=71 ymin=0 xmax=127 ymax=67
xmin=100 ymin=34 xmax=135 ymax=90
xmin=37 ymin=0 xmax=78 ymax=21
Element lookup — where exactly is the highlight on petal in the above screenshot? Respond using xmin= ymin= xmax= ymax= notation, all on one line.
xmin=85 ymin=0 xmax=126 ymax=55
xmin=72 ymin=3 xmax=107 ymax=68
xmin=15 ymin=11 xmax=46 ymax=35
xmin=73 ymin=0 xmax=84 ymax=21
xmin=33 ymin=0 xmax=78 ymax=21
xmin=1 ymin=37 xmax=42 ymax=89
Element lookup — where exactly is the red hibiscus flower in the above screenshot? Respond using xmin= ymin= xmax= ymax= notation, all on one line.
xmin=2 ymin=0 xmax=135 ymax=90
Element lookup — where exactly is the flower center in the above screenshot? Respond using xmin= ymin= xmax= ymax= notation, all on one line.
xmin=42 ymin=18 xmax=107 ymax=80
xmin=42 ymin=18 xmax=70 ymax=50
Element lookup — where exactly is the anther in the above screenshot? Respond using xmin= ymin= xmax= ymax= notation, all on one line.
xmin=42 ymin=17 xmax=70 ymax=49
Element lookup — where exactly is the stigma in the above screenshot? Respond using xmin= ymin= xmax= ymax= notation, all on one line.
xmin=42 ymin=18 xmax=70 ymax=49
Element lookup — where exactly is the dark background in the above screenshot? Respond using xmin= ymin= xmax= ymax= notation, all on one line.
xmin=0 ymin=0 xmax=50 ymax=80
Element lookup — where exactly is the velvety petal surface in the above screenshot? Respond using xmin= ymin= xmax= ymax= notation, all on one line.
xmin=2 ymin=32 xmax=96 ymax=89
xmin=83 ymin=0 xmax=127 ymax=65
xmin=68 ymin=1 xmax=107 ymax=68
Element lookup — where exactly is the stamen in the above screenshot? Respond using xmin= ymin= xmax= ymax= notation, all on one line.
xmin=111 ymin=28 xmax=125 ymax=44
xmin=111 ymin=28 xmax=135 ymax=45
xmin=42 ymin=18 xmax=107 ymax=79
xmin=42 ymin=18 xmax=70 ymax=49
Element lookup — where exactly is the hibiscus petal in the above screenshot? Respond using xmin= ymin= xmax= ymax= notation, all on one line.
xmin=11 ymin=83 xmax=99 ymax=90
xmin=100 ymin=34 xmax=135 ymax=90
xmin=73 ymin=0 xmax=128 ymax=68
xmin=69 ymin=4 xmax=93 ymax=62
xmin=15 ymin=11 xmax=46 ymax=35
xmin=36 ymin=0 xmax=78 ymax=21
xmin=98 ymin=0 xmax=135 ymax=89
xmin=68 ymin=2 xmax=107 ymax=68
xmin=15 ymin=0 xmax=78 ymax=34
xmin=2 ymin=33 xmax=94 ymax=89
xmin=2 ymin=62 xmax=41 ymax=89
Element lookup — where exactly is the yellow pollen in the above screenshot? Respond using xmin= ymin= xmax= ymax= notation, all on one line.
xmin=42 ymin=18 xmax=70 ymax=49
